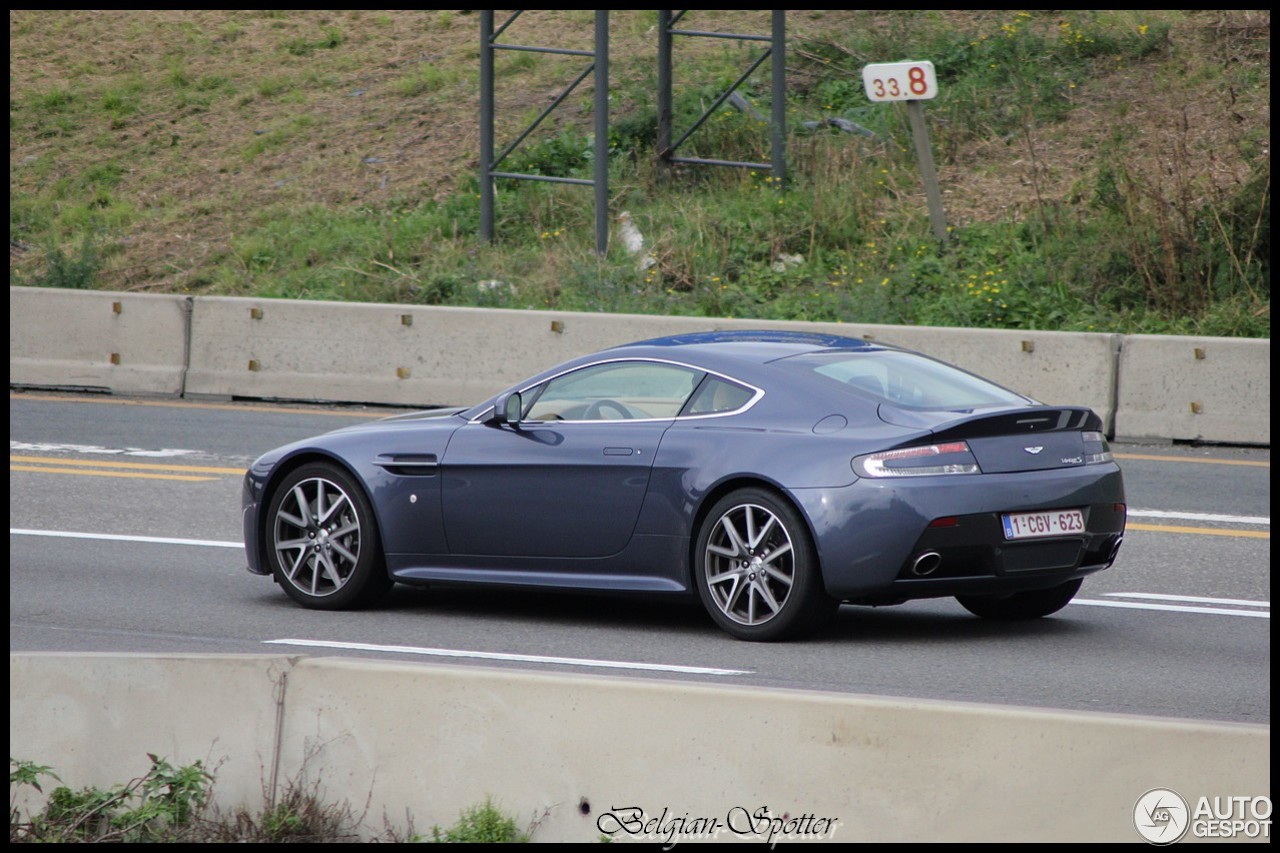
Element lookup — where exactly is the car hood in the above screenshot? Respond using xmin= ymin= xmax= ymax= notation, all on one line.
xmin=323 ymin=406 xmax=469 ymax=435
xmin=250 ymin=407 xmax=467 ymax=473
xmin=373 ymin=406 xmax=469 ymax=423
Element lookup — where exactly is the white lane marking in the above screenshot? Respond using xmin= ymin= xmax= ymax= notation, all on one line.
xmin=10 ymin=441 xmax=201 ymax=458
xmin=10 ymin=529 xmax=242 ymax=549
xmin=1103 ymin=592 xmax=1270 ymax=608
xmin=265 ymin=638 xmax=752 ymax=676
xmin=10 ymin=530 xmax=1269 ymax=624
xmin=1128 ymin=508 xmax=1269 ymax=526
xmin=1073 ymin=599 xmax=1269 ymax=618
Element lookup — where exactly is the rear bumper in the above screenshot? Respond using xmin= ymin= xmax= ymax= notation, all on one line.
xmin=794 ymin=463 xmax=1126 ymax=600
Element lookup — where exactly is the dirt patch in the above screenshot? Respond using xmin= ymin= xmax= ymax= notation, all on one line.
xmin=9 ymin=10 xmax=1270 ymax=292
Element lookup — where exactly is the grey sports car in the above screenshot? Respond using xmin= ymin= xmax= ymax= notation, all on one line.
xmin=242 ymin=330 xmax=1126 ymax=641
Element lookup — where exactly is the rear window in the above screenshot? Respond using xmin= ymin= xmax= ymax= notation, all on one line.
xmin=777 ymin=350 xmax=1028 ymax=410
xmin=682 ymin=376 xmax=756 ymax=416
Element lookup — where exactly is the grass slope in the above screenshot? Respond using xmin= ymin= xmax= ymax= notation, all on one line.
xmin=9 ymin=10 xmax=1271 ymax=336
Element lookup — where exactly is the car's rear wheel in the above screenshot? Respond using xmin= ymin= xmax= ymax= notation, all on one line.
xmin=955 ymin=578 xmax=1082 ymax=620
xmin=695 ymin=488 xmax=835 ymax=641
xmin=266 ymin=463 xmax=391 ymax=609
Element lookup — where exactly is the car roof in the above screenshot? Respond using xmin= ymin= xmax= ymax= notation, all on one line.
xmin=608 ymin=329 xmax=887 ymax=367
xmin=464 ymin=329 xmax=900 ymax=419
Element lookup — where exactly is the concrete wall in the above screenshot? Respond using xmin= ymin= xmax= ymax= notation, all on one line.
xmin=9 ymin=654 xmax=287 ymax=816
xmin=9 ymin=287 xmax=190 ymax=396
xmin=9 ymin=287 xmax=1270 ymax=445
xmin=10 ymin=653 xmax=1270 ymax=843
xmin=1116 ymin=335 xmax=1270 ymax=445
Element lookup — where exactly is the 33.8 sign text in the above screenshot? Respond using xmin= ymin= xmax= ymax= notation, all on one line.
xmin=862 ymin=61 xmax=938 ymax=102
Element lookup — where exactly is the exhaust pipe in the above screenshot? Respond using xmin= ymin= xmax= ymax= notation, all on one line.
xmin=1108 ymin=537 xmax=1124 ymax=563
xmin=911 ymin=551 xmax=942 ymax=577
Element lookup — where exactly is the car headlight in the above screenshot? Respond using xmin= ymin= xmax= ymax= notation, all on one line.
xmin=853 ymin=441 xmax=982 ymax=478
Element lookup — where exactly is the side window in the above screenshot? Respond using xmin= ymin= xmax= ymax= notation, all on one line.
xmin=682 ymin=376 xmax=755 ymax=416
xmin=524 ymin=361 xmax=703 ymax=421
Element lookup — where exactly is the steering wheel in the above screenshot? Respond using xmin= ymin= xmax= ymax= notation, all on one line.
xmin=583 ymin=399 xmax=632 ymax=420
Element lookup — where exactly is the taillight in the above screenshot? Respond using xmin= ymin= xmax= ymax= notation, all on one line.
xmin=1082 ymin=430 xmax=1114 ymax=464
xmin=853 ymin=441 xmax=981 ymax=478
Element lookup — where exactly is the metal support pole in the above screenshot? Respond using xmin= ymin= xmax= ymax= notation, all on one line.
xmin=906 ymin=100 xmax=948 ymax=246
xmin=657 ymin=10 xmax=673 ymax=182
xmin=656 ymin=11 xmax=787 ymax=176
xmin=594 ymin=10 xmax=609 ymax=255
xmin=770 ymin=9 xmax=786 ymax=186
xmin=479 ymin=11 xmax=494 ymax=243
xmin=481 ymin=11 xmax=788 ymax=246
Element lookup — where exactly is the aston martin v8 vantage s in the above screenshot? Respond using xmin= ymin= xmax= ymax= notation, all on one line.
xmin=242 ymin=330 xmax=1126 ymax=641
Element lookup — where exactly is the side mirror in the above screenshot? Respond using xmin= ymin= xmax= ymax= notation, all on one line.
xmin=491 ymin=391 xmax=523 ymax=426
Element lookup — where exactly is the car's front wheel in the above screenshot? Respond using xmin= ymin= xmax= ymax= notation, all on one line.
xmin=955 ymin=578 xmax=1082 ymax=620
xmin=266 ymin=462 xmax=391 ymax=609
xmin=694 ymin=488 xmax=836 ymax=641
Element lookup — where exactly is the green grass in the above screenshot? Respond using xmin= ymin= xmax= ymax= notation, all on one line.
xmin=11 ymin=756 xmax=535 ymax=843
xmin=8 ymin=10 xmax=1270 ymax=336
xmin=392 ymin=64 xmax=461 ymax=98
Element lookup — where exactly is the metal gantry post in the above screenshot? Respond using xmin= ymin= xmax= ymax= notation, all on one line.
xmin=478 ymin=10 xmax=610 ymax=255
xmin=594 ymin=10 xmax=609 ymax=255
xmin=769 ymin=9 xmax=786 ymax=186
xmin=656 ymin=10 xmax=674 ymax=183
xmin=483 ymin=11 xmax=786 ymax=247
xmin=479 ymin=10 xmax=495 ymax=244
xmin=655 ymin=11 xmax=787 ymax=180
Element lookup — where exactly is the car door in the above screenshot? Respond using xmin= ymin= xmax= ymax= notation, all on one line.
xmin=440 ymin=360 xmax=703 ymax=559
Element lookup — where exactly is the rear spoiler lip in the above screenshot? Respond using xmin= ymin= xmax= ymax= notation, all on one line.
xmin=878 ymin=403 xmax=1103 ymax=438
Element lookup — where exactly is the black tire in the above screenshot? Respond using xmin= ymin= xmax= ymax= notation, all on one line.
xmin=956 ymin=578 xmax=1083 ymax=620
xmin=265 ymin=462 xmax=392 ymax=610
xmin=694 ymin=488 xmax=836 ymax=641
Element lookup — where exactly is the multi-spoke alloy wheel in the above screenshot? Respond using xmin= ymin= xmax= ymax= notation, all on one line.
xmin=695 ymin=488 xmax=835 ymax=641
xmin=266 ymin=463 xmax=390 ymax=609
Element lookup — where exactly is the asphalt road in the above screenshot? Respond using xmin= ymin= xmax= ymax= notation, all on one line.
xmin=9 ymin=390 xmax=1270 ymax=724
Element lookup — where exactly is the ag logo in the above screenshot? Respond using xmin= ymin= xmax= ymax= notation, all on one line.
xmin=1134 ymin=788 xmax=1190 ymax=845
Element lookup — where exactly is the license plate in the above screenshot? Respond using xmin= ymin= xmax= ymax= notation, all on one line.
xmin=1002 ymin=509 xmax=1085 ymax=540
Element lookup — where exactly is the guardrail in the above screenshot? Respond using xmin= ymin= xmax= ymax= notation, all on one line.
xmin=9 ymin=286 xmax=1270 ymax=445
xmin=10 ymin=653 xmax=1270 ymax=842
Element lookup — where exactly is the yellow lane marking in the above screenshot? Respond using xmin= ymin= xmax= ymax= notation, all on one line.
xmin=1115 ymin=453 xmax=1268 ymax=468
xmin=10 ymin=455 xmax=243 ymax=475
xmin=11 ymin=391 xmax=394 ymax=419
xmin=1126 ymin=522 xmax=1269 ymax=539
xmin=10 ymin=465 xmax=217 ymax=482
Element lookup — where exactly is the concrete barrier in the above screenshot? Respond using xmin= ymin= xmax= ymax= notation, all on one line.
xmin=182 ymin=295 xmax=1120 ymax=429
xmin=9 ymin=287 xmax=190 ymax=396
xmin=1116 ymin=335 xmax=1270 ymax=445
xmin=8 ymin=653 xmax=1271 ymax=842
xmin=185 ymin=297 xmax=710 ymax=407
xmin=9 ymin=653 xmax=288 ymax=816
xmin=9 ymin=287 xmax=1270 ymax=444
